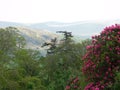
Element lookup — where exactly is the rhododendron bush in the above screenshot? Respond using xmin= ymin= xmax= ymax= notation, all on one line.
xmin=82 ymin=24 xmax=120 ymax=90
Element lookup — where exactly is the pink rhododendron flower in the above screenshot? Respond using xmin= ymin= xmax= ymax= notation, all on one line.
xmin=65 ymin=85 xmax=70 ymax=90
xmin=82 ymin=24 xmax=120 ymax=90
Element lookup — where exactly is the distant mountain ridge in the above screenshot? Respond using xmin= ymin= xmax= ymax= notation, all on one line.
xmin=0 ymin=20 xmax=120 ymax=38
xmin=0 ymin=21 xmax=24 ymax=27
xmin=29 ymin=20 xmax=120 ymax=37
xmin=0 ymin=20 xmax=120 ymax=55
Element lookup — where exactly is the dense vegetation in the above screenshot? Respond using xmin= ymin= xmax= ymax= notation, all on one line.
xmin=0 ymin=25 xmax=119 ymax=90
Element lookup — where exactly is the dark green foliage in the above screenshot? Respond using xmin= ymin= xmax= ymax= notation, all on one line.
xmin=41 ymin=32 xmax=91 ymax=90
xmin=0 ymin=27 xmax=92 ymax=90
xmin=0 ymin=27 xmax=44 ymax=90
xmin=0 ymin=27 xmax=25 ymax=52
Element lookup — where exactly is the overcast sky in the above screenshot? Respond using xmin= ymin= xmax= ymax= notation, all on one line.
xmin=0 ymin=0 xmax=120 ymax=23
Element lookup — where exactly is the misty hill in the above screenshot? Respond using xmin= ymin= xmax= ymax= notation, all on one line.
xmin=29 ymin=20 xmax=120 ymax=38
xmin=16 ymin=27 xmax=58 ymax=50
xmin=0 ymin=20 xmax=120 ymax=54
xmin=0 ymin=21 xmax=24 ymax=27
xmin=0 ymin=20 xmax=120 ymax=39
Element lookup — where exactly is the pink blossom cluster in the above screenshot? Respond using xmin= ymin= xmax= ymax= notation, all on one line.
xmin=82 ymin=24 xmax=120 ymax=90
xmin=65 ymin=77 xmax=81 ymax=90
xmin=84 ymin=82 xmax=104 ymax=90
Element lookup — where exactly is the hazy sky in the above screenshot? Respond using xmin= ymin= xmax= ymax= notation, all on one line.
xmin=0 ymin=0 xmax=120 ymax=23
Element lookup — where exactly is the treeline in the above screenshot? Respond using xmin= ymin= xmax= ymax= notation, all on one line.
xmin=0 ymin=25 xmax=120 ymax=90
xmin=0 ymin=27 xmax=90 ymax=90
